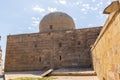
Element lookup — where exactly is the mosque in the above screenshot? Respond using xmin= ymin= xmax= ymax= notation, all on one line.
xmin=5 ymin=12 xmax=101 ymax=71
xmin=4 ymin=1 xmax=120 ymax=80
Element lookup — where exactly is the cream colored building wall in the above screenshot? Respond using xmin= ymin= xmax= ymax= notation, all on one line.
xmin=91 ymin=10 xmax=120 ymax=80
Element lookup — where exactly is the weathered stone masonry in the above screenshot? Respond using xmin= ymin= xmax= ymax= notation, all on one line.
xmin=5 ymin=27 xmax=101 ymax=71
xmin=91 ymin=1 xmax=120 ymax=80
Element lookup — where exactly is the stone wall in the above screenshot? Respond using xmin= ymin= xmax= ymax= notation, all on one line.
xmin=5 ymin=27 xmax=101 ymax=72
xmin=91 ymin=5 xmax=120 ymax=80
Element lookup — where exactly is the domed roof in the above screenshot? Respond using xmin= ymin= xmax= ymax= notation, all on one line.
xmin=39 ymin=12 xmax=75 ymax=32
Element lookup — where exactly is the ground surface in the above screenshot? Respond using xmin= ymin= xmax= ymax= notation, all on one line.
xmin=49 ymin=76 xmax=99 ymax=80
xmin=5 ymin=68 xmax=99 ymax=80
xmin=5 ymin=76 xmax=99 ymax=80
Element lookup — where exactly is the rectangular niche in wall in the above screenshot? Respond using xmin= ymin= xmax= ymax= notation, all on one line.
xmin=39 ymin=57 xmax=41 ymax=62
xmin=50 ymin=25 xmax=53 ymax=29
xmin=34 ymin=44 xmax=37 ymax=48
xmin=59 ymin=43 xmax=62 ymax=47
xmin=78 ymin=41 xmax=81 ymax=45
xmin=60 ymin=56 xmax=62 ymax=61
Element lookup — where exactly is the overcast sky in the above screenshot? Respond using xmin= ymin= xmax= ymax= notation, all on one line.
xmin=0 ymin=0 xmax=115 ymax=61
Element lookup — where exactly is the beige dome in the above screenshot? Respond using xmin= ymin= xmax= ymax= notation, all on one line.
xmin=39 ymin=12 xmax=75 ymax=32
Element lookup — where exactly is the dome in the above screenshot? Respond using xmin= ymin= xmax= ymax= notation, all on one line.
xmin=39 ymin=12 xmax=75 ymax=32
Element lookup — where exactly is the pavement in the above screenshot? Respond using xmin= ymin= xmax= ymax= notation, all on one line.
xmin=4 ymin=76 xmax=99 ymax=80
xmin=49 ymin=76 xmax=99 ymax=80
xmin=4 ymin=68 xmax=99 ymax=80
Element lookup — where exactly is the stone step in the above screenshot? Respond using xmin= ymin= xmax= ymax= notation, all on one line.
xmin=49 ymin=68 xmax=96 ymax=76
xmin=49 ymin=71 xmax=96 ymax=76
xmin=4 ymin=68 xmax=96 ymax=80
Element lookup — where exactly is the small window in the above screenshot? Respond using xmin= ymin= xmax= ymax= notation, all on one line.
xmin=60 ymin=56 xmax=62 ymax=61
xmin=39 ymin=57 xmax=41 ymax=62
xmin=35 ymin=44 xmax=37 ymax=47
xmin=28 ymin=34 xmax=30 ymax=37
xmin=50 ymin=25 xmax=53 ymax=29
xmin=78 ymin=41 xmax=81 ymax=45
xmin=59 ymin=43 xmax=62 ymax=47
